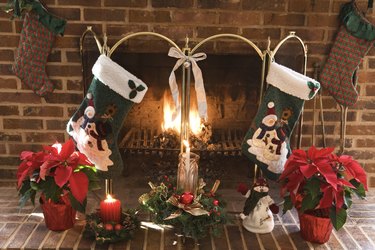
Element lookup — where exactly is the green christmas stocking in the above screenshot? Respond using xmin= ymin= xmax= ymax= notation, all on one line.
xmin=67 ymin=55 xmax=148 ymax=177
xmin=241 ymin=62 xmax=320 ymax=180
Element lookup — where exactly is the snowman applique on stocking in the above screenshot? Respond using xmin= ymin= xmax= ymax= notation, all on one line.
xmin=242 ymin=61 xmax=320 ymax=180
xmin=67 ymin=55 xmax=148 ymax=177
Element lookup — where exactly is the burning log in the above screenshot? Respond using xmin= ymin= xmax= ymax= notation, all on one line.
xmin=153 ymin=129 xmax=180 ymax=149
xmin=153 ymin=121 xmax=219 ymax=151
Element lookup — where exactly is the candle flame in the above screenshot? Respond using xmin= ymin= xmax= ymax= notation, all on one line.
xmin=183 ymin=140 xmax=189 ymax=148
xmin=106 ymin=194 xmax=114 ymax=201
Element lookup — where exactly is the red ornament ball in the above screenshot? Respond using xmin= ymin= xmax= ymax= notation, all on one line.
xmin=213 ymin=199 xmax=219 ymax=206
xmin=104 ymin=223 xmax=113 ymax=231
xmin=180 ymin=192 xmax=194 ymax=204
xmin=114 ymin=224 xmax=122 ymax=231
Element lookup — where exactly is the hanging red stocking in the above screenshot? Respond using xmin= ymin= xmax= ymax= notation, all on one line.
xmin=12 ymin=2 xmax=66 ymax=96
xmin=320 ymin=1 xmax=375 ymax=107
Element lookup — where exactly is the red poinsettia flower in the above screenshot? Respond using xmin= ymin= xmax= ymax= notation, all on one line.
xmin=280 ymin=146 xmax=367 ymax=231
xmin=17 ymin=151 xmax=47 ymax=188
xmin=38 ymin=139 xmax=93 ymax=204
xmin=16 ymin=138 xmax=99 ymax=212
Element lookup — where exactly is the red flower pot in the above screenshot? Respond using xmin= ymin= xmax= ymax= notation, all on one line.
xmin=40 ymin=194 xmax=76 ymax=231
xmin=299 ymin=212 xmax=333 ymax=244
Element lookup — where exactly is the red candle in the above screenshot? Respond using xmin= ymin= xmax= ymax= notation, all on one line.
xmin=100 ymin=194 xmax=121 ymax=223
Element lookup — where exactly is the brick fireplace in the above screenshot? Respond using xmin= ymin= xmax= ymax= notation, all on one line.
xmin=0 ymin=0 xmax=374 ymax=187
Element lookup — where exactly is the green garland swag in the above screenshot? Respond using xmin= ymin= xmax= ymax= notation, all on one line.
xmin=139 ymin=176 xmax=229 ymax=240
xmin=84 ymin=210 xmax=140 ymax=244
xmin=2 ymin=0 xmax=66 ymax=35
xmin=340 ymin=1 xmax=375 ymax=41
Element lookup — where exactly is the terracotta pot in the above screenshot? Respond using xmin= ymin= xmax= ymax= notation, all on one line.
xmin=299 ymin=211 xmax=333 ymax=244
xmin=40 ymin=193 xmax=76 ymax=231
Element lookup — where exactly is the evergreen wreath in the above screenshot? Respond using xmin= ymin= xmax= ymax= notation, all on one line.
xmin=84 ymin=210 xmax=140 ymax=244
xmin=139 ymin=176 xmax=228 ymax=240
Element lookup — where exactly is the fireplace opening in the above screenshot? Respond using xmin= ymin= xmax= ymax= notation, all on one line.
xmin=82 ymin=38 xmax=305 ymax=186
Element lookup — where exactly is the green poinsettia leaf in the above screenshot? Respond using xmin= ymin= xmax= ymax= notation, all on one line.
xmin=304 ymin=177 xmax=321 ymax=200
xmin=18 ymin=180 xmax=36 ymax=208
xmin=40 ymin=176 xmax=62 ymax=203
xmin=136 ymin=85 xmax=145 ymax=91
xmin=68 ymin=193 xmax=87 ymax=213
xmin=301 ymin=193 xmax=321 ymax=213
xmin=343 ymin=189 xmax=353 ymax=209
xmin=19 ymin=180 xmax=31 ymax=196
xmin=350 ymin=179 xmax=366 ymax=198
xmin=78 ymin=167 xmax=101 ymax=191
xmin=19 ymin=189 xmax=35 ymax=208
xmin=282 ymin=195 xmax=293 ymax=214
xmin=30 ymin=181 xmax=39 ymax=191
xmin=128 ymin=80 xmax=136 ymax=89
xmin=129 ymin=90 xmax=137 ymax=99
xmin=330 ymin=207 xmax=347 ymax=231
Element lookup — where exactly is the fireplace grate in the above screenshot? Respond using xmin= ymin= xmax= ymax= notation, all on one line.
xmin=119 ymin=128 xmax=245 ymax=156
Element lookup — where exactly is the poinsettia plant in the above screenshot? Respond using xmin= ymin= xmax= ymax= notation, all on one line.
xmin=17 ymin=138 xmax=100 ymax=213
xmin=280 ymin=146 xmax=367 ymax=230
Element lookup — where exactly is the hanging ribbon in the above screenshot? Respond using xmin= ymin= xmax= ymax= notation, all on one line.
xmin=168 ymin=47 xmax=208 ymax=120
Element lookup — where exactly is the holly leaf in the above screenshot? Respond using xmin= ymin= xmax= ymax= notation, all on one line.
xmin=129 ymin=90 xmax=137 ymax=99
xmin=128 ymin=80 xmax=136 ymax=89
xmin=136 ymin=85 xmax=145 ymax=91
xmin=330 ymin=207 xmax=347 ymax=231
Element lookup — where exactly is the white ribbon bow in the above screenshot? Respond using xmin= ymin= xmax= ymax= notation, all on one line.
xmin=168 ymin=47 xmax=208 ymax=120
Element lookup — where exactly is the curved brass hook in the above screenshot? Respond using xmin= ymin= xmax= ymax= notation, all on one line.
xmin=271 ymin=31 xmax=307 ymax=61
xmin=108 ymin=32 xmax=183 ymax=57
xmin=80 ymin=26 xmax=103 ymax=55
xmin=270 ymin=31 xmax=308 ymax=149
xmin=190 ymin=33 xmax=264 ymax=60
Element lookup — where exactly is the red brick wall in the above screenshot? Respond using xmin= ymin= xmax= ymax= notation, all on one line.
xmin=1 ymin=0 xmax=375 ymax=187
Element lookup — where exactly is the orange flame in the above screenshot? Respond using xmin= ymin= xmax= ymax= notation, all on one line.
xmin=161 ymin=92 xmax=202 ymax=135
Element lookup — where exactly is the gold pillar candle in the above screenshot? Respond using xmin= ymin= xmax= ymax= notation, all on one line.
xmin=177 ymin=151 xmax=200 ymax=196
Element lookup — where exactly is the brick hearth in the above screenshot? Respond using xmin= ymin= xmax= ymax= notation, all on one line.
xmin=0 ymin=179 xmax=374 ymax=250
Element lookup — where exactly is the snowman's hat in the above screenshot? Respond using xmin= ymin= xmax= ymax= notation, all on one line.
xmin=254 ymin=177 xmax=268 ymax=188
xmin=262 ymin=102 xmax=277 ymax=125
xmin=86 ymin=93 xmax=94 ymax=107
xmin=84 ymin=93 xmax=95 ymax=119
xmin=267 ymin=102 xmax=276 ymax=115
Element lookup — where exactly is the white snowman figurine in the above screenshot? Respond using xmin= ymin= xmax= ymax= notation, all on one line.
xmin=239 ymin=178 xmax=279 ymax=234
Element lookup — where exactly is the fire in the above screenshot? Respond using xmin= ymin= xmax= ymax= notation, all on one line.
xmin=161 ymin=93 xmax=202 ymax=135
